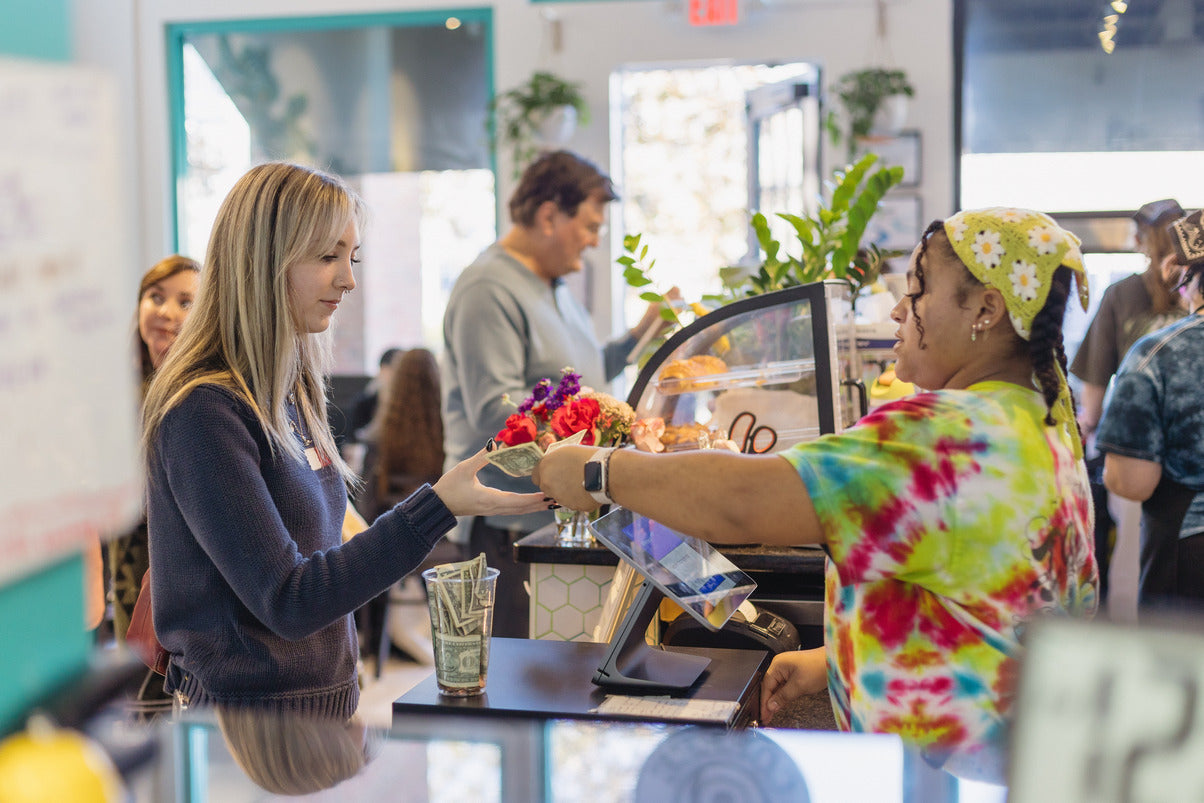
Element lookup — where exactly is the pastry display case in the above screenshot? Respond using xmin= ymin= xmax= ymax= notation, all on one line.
xmin=625 ymin=281 xmax=863 ymax=454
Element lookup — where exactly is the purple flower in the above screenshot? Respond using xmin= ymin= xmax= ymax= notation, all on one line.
xmin=547 ymin=368 xmax=581 ymax=412
xmin=517 ymin=378 xmax=552 ymax=415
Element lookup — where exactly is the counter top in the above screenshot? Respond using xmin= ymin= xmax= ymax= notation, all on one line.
xmin=392 ymin=637 xmax=770 ymax=729
xmin=514 ymin=523 xmax=827 ymax=575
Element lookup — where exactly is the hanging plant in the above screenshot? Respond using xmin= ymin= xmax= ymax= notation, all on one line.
xmin=487 ymin=71 xmax=591 ymax=175
xmin=827 ymin=67 xmax=914 ymax=158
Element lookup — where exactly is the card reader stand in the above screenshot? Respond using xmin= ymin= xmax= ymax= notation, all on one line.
xmin=592 ymin=580 xmax=711 ymax=693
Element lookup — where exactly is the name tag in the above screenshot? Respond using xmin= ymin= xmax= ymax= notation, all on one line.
xmin=305 ymin=447 xmax=324 ymax=471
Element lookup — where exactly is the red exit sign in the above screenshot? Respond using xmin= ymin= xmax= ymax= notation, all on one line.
xmin=689 ymin=0 xmax=739 ymax=26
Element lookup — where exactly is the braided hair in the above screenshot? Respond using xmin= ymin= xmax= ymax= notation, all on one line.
xmin=1029 ymin=266 xmax=1080 ymax=437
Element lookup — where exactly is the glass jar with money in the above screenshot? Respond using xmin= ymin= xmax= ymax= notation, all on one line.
xmin=422 ymin=555 xmax=498 ymax=696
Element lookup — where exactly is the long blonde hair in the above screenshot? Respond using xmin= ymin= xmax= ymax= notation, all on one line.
xmin=143 ymin=162 xmax=364 ymax=484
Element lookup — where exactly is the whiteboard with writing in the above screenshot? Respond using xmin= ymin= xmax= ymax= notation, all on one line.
xmin=0 ymin=58 xmax=141 ymax=585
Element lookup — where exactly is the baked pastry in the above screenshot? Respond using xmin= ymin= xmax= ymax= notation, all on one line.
xmin=658 ymin=355 xmax=729 ymax=390
xmin=659 ymin=422 xmax=711 ymax=450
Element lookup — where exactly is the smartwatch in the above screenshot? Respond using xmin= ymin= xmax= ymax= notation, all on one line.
xmin=583 ymin=449 xmax=614 ymax=506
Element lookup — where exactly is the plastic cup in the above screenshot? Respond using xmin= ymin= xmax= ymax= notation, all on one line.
xmin=422 ymin=566 xmax=498 ymax=696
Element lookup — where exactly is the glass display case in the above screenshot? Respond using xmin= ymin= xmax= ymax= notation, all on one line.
xmin=626 ymin=281 xmax=862 ymax=453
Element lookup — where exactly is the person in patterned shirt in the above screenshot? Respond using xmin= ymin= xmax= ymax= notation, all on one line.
xmin=535 ymin=208 xmax=1099 ymax=779
xmin=1097 ymin=209 xmax=1204 ymax=609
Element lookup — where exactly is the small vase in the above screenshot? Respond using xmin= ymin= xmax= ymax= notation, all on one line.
xmin=554 ymin=507 xmax=597 ymax=547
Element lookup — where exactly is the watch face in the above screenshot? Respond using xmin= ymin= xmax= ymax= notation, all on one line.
xmin=583 ymin=461 xmax=604 ymax=492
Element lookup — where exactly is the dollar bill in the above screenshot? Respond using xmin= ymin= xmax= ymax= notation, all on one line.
xmin=433 ymin=632 xmax=484 ymax=689
xmin=430 ymin=553 xmax=490 ymax=636
xmin=546 ymin=429 xmax=587 ymax=451
xmin=485 ymin=441 xmax=545 ymax=477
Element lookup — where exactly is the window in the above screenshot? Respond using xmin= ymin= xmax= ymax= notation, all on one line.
xmin=611 ymin=61 xmax=820 ymax=322
xmin=957 ymin=0 xmax=1204 ymax=355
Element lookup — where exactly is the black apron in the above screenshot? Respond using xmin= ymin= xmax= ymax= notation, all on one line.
xmin=1138 ymin=475 xmax=1204 ymax=608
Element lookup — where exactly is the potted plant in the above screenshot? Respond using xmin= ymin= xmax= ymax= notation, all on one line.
xmin=827 ymin=67 xmax=914 ymax=158
xmin=488 ymin=71 xmax=591 ymax=174
xmin=717 ymin=153 xmax=906 ymax=306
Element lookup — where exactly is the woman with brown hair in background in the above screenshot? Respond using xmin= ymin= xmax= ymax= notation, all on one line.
xmin=109 ymin=255 xmax=201 ymax=641
xmin=356 ymin=348 xmax=445 ymax=521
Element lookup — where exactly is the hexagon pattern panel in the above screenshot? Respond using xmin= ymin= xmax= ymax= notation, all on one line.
xmin=529 ymin=563 xmax=615 ymax=641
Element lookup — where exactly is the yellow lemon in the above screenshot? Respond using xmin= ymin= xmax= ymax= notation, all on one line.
xmin=0 ymin=717 xmax=123 ymax=803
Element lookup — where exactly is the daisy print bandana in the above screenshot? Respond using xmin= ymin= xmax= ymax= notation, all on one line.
xmin=943 ymin=208 xmax=1088 ymax=340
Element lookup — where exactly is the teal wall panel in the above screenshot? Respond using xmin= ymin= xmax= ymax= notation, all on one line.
xmin=0 ymin=557 xmax=90 ymax=732
xmin=0 ymin=0 xmax=71 ymax=61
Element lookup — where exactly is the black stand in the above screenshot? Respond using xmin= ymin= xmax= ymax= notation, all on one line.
xmin=591 ymin=581 xmax=711 ymax=693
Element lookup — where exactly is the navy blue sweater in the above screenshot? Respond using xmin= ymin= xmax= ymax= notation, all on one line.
xmin=147 ymin=385 xmax=455 ymax=717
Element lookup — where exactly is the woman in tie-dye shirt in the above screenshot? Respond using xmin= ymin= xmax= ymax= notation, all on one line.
xmin=535 ymin=208 xmax=1098 ymax=777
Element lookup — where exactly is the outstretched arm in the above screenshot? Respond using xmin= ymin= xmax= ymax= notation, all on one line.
xmin=434 ymin=448 xmax=550 ymax=517
xmin=534 ymin=445 xmax=823 ymax=547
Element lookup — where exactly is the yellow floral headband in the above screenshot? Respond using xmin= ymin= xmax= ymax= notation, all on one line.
xmin=944 ymin=208 xmax=1089 ymax=459
xmin=943 ymin=208 xmax=1089 ymax=340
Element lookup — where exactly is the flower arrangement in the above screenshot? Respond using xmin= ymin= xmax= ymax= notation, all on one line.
xmin=496 ymin=368 xmax=635 ymax=450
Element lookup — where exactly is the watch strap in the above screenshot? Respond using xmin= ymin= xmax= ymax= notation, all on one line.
xmin=584 ymin=448 xmax=614 ymax=506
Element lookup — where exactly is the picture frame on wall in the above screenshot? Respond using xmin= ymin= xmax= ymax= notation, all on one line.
xmin=866 ymin=195 xmax=923 ymax=252
xmin=857 ymin=130 xmax=922 ymax=187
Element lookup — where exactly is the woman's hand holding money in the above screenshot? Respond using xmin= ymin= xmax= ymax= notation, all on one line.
xmin=431 ymin=448 xmax=549 ymax=517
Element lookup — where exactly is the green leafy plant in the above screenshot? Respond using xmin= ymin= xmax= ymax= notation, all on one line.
xmin=618 ymin=234 xmax=682 ymax=325
xmin=827 ymin=67 xmax=914 ymax=157
xmin=487 ymin=71 xmax=590 ymax=174
xmin=719 ymin=153 xmax=906 ymax=304
xmin=618 ymin=234 xmax=719 ymax=365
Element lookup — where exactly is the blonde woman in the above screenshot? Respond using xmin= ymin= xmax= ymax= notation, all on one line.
xmin=143 ymin=162 xmax=545 ymax=715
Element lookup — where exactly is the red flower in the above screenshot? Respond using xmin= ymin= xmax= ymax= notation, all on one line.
xmin=527 ymin=401 xmax=549 ymax=423
xmin=550 ymin=398 xmax=601 ymax=445
xmin=496 ymin=413 xmax=537 ymax=446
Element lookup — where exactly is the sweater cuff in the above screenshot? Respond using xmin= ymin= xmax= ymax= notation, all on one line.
xmin=398 ymin=484 xmax=458 ymax=545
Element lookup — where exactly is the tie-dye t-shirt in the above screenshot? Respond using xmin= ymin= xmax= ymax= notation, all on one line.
xmin=781 ymin=381 xmax=1097 ymax=767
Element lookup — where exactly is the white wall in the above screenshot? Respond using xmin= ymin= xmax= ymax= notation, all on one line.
xmin=73 ymin=0 xmax=955 ymax=333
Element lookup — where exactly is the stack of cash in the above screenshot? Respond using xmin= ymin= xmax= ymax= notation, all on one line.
xmin=426 ymin=553 xmax=494 ymax=693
